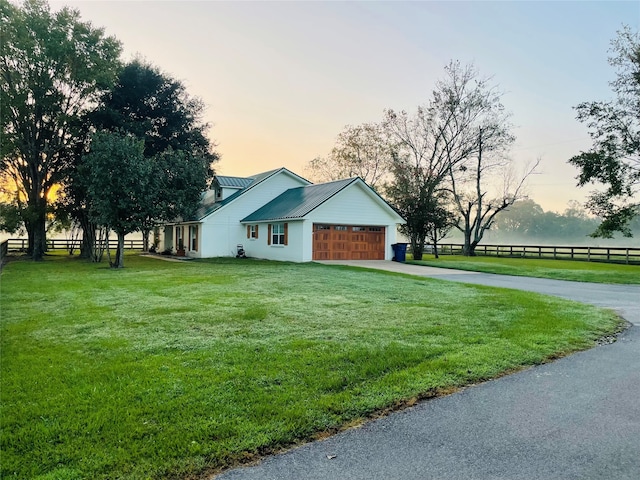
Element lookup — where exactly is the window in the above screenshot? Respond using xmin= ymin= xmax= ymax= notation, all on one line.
xmin=335 ymin=226 xmax=348 ymax=231
xmin=315 ymin=225 xmax=330 ymax=231
xmin=268 ymin=223 xmax=288 ymax=246
xmin=189 ymin=225 xmax=198 ymax=251
xmin=369 ymin=227 xmax=382 ymax=232
xmin=352 ymin=226 xmax=366 ymax=232
xmin=246 ymin=224 xmax=259 ymax=239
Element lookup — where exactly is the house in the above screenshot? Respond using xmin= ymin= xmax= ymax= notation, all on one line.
xmin=163 ymin=167 xmax=405 ymax=262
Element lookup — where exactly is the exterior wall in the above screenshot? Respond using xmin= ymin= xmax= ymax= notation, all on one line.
xmin=305 ymin=182 xmax=402 ymax=261
xmin=199 ymin=172 xmax=309 ymax=259
xmin=241 ymin=221 xmax=305 ymax=262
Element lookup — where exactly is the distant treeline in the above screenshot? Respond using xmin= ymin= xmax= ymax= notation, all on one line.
xmin=446 ymin=199 xmax=640 ymax=246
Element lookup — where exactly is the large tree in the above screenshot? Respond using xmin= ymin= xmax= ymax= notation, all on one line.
xmin=385 ymin=61 xmax=516 ymax=258
xmin=448 ymin=129 xmax=538 ymax=255
xmin=305 ymin=122 xmax=391 ymax=188
xmin=0 ymin=0 xmax=121 ymax=260
xmin=569 ymin=25 xmax=640 ymax=238
xmin=68 ymin=59 xmax=217 ymax=257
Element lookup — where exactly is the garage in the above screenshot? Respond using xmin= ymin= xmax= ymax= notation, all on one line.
xmin=312 ymin=224 xmax=386 ymax=260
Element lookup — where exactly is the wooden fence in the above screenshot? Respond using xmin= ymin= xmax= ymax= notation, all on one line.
xmin=4 ymin=238 xmax=145 ymax=252
xmin=432 ymin=243 xmax=640 ymax=265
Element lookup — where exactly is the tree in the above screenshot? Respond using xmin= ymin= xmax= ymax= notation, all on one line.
xmin=569 ymin=25 xmax=640 ymax=238
xmin=385 ymin=61 xmax=517 ymax=258
xmin=0 ymin=0 xmax=121 ymax=260
xmin=305 ymin=123 xmax=391 ymax=188
xmin=81 ymin=131 xmax=151 ymax=268
xmin=386 ymin=159 xmax=443 ymax=260
xmin=491 ymin=198 xmax=545 ymax=235
xmin=85 ymin=59 xmax=217 ymax=251
xmin=71 ymin=60 xmax=217 ymax=265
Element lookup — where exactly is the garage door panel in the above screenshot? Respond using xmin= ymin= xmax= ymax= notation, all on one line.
xmin=313 ymin=224 xmax=385 ymax=260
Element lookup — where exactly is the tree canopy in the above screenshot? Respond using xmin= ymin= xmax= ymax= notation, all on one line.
xmin=72 ymin=60 xmax=218 ymax=266
xmin=385 ymin=61 xmax=523 ymax=257
xmin=0 ymin=0 xmax=122 ymax=260
xmin=569 ymin=25 xmax=640 ymax=238
xmin=305 ymin=123 xmax=391 ymax=189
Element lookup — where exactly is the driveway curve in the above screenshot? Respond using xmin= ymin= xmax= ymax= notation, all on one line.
xmin=216 ymin=261 xmax=640 ymax=480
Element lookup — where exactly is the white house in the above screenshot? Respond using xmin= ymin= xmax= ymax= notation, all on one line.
xmin=163 ymin=167 xmax=405 ymax=262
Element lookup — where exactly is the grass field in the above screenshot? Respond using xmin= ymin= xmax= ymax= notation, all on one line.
xmin=0 ymin=254 xmax=623 ymax=479
xmin=409 ymin=255 xmax=640 ymax=284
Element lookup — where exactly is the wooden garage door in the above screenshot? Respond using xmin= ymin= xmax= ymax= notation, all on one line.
xmin=312 ymin=224 xmax=385 ymax=260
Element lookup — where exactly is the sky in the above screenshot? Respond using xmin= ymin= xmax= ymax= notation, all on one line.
xmin=50 ymin=0 xmax=640 ymax=213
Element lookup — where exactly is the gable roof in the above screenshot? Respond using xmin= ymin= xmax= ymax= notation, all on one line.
xmin=241 ymin=177 xmax=404 ymax=223
xmin=192 ymin=167 xmax=310 ymax=221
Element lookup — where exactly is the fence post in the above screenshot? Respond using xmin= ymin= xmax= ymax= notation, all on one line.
xmin=607 ymin=249 xmax=610 ymax=261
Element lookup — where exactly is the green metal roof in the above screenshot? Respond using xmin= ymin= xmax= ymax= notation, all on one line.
xmin=241 ymin=178 xmax=357 ymax=222
xmin=215 ymin=176 xmax=254 ymax=188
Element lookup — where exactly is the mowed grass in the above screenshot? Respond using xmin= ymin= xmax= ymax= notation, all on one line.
xmin=409 ymin=255 xmax=640 ymax=284
xmin=1 ymin=254 xmax=623 ymax=479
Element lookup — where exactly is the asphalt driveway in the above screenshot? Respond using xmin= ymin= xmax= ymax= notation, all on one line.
xmin=216 ymin=261 xmax=640 ymax=480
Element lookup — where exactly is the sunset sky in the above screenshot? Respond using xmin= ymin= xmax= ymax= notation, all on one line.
xmin=51 ymin=0 xmax=640 ymax=213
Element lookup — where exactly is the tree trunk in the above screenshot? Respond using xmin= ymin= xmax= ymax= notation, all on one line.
xmin=465 ymin=240 xmax=479 ymax=256
xmin=411 ymin=235 xmax=425 ymax=261
xmin=142 ymin=228 xmax=150 ymax=252
xmin=111 ymin=232 xmax=125 ymax=268
xmin=32 ymin=207 xmax=46 ymax=261
xmin=462 ymin=229 xmax=471 ymax=256
xmin=433 ymin=241 xmax=439 ymax=259
xmin=79 ymin=215 xmax=96 ymax=260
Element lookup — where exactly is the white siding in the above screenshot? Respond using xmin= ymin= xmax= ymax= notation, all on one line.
xmin=199 ymin=171 xmax=309 ymax=259
xmin=242 ymin=221 xmax=305 ymax=262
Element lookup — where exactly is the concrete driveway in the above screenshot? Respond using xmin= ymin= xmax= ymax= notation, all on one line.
xmin=216 ymin=261 xmax=640 ymax=480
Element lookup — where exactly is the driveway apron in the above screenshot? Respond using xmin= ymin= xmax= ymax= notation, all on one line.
xmin=217 ymin=261 xmax=640 ymax=480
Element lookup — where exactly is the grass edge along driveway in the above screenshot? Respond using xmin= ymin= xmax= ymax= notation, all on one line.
xmin=0 ymin=255 xmax=625 ymax=480
xmin=408 ymin=255 xmax=640 ymax=284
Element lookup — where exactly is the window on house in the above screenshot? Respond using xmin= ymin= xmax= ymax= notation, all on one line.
xmin=335 ymin=226 xmax=348 ymax=231
xmin=250 ymin=225 xmax=258 ymax=239
xmin=315 ymin=225 xmax=330 ymax=231
xmin=189 ymin=225 xmax=198 ymax=251
xmin=352 ymin=226 xmax=367 ymax=232
xmin=268 ymin=223 xmax=287 ymax=245
xmin=369 ymin=227 xmax=382 ymax=232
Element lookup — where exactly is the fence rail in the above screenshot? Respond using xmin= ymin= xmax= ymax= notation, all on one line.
xmin=431 ymin=243 xmax=640 ymax=265
xmin=5 ymin=238 xmax=145 ymax=252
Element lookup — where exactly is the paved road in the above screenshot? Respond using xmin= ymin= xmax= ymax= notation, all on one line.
xmin=216 ymin=261 xmax=640 ymax=480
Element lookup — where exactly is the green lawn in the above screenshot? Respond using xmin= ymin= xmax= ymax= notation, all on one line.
xmin=409 ymin=255 xmax=640 ymax=284
xmin=1 ymin=254 xmax=623 ymax=479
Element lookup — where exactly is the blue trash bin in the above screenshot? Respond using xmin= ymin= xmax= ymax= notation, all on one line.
xmin=392 ymin=243 xmax=408 ymax=262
